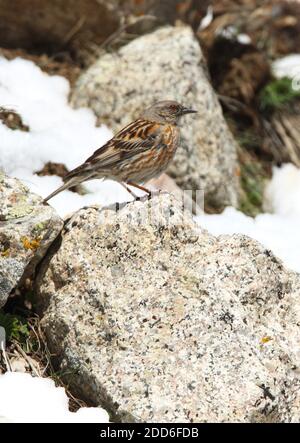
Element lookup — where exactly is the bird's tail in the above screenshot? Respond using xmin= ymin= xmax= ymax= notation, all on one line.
xmin=43 ymin=168 xmax=91 ymax=203
xmin=43 ymin=178 xmax=75 ymax=203
xmin=43 ymin=162 xmax=98 ymax=203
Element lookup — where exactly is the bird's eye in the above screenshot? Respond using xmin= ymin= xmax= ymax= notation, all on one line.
xmin=169 ymin=104 xmax=178 ymax=113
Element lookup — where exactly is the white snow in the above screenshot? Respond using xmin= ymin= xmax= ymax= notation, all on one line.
xmin=196 ymin=164 xmax=300 ymax=274
xmin=0 ymin=56 xmax=134 ymax=218
xmin=217 ymin=26 xmax=251 ymax=45
xmin=272 ymin=54 xmax=300 ymax=91
xmin=0 ymin=372 xmax=109 ymax=423
xmin=272 ymin=54 xmax=300 ymax=80
xmin=198 ymin=6 xmax=213 ymax=31
xmin=237 ymin=33 xmax=252 ymax=45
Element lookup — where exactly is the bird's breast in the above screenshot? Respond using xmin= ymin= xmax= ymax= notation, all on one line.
xmin=144 ymin=124 xmax=180 ymax=180
xmin=118 ymin=123 xmax=180 ymax=183
xmin=160 ymin=124 xmax=180 ymax=159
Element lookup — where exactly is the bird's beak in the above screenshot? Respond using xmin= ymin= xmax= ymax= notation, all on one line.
xmin=181 ymin=107 xmax=197 ymax=115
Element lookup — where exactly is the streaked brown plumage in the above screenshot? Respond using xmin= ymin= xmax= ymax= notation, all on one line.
xmin=44 ymin=100 xmax=197 ymax=202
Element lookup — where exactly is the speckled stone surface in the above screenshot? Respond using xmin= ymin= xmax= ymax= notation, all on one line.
xmin=0 ymin=172 xmax=63 ymax=308
xmin=36 ymin=194 xmax=300 ymax=422
xmin=71 ymin=26 xmax=240 ymax=211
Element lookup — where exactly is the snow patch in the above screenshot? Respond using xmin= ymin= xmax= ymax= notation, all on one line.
xmin=196 ymin=164 xmax=300 ymax=273
xmin=0 ymin=372 xmax=109 ymax=423
xmin=272 ymin=54 xmax=300 ymax=80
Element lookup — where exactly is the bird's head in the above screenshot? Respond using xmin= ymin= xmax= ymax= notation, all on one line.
xmin=141 ymin=100 xmax=197 ymax=125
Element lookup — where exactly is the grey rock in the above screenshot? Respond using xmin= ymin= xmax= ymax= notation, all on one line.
xmin=36 ymin=194 xmax=300 ymax=423
xmin=0 ymin=172 xmax=63 ymax=308
xmin=71 ymin=26 xmax=240 ymax=211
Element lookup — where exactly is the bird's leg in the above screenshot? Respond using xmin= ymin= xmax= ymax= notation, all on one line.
xmin=120 ymin=182 xmax=139 ymax=200
xmin=128 ymin=181 xmax=165 ymax=199
xmin=127 ymin=182 xmax=152 ymax=196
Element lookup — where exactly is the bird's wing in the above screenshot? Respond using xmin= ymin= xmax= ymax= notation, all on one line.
xmin=65 ymin=120 xmax=164 ymax=180
xmin=89 ymin=119 xmax=164 ymax=164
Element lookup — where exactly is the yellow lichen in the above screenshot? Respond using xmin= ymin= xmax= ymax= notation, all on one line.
xmin=260 ymin=336 xmax=272 ymax=344
xmin=21 ymin=236 xmax=41 ymax=251
xmin=1 ymin=248 xmax=10 ymax=257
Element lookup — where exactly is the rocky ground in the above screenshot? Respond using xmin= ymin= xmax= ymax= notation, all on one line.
xmin=1 ymin=173 xmax=300 ymax=422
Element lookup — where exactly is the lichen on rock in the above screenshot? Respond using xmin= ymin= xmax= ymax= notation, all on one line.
xmin=0 ymin=173 xmax=63 ymax=308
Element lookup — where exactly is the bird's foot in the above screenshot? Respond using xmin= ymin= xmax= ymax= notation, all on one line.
xmin=135 ymin=189 xmax=169 ymax=202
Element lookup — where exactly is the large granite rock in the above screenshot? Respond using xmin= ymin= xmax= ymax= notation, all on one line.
xmin=72 ymin=26 xmax=240 ymax=211
xmin=0 ymin=172 xmax=63 ymax=308
xmin=36 ymin=194 xmax=300 ymax=423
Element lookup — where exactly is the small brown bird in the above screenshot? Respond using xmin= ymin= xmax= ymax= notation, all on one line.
xmin=44 ymin=100 xmax=197 ymax=202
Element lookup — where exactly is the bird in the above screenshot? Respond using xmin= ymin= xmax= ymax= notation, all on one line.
xmin=43 ymin=100 xmax=197 ymax=202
